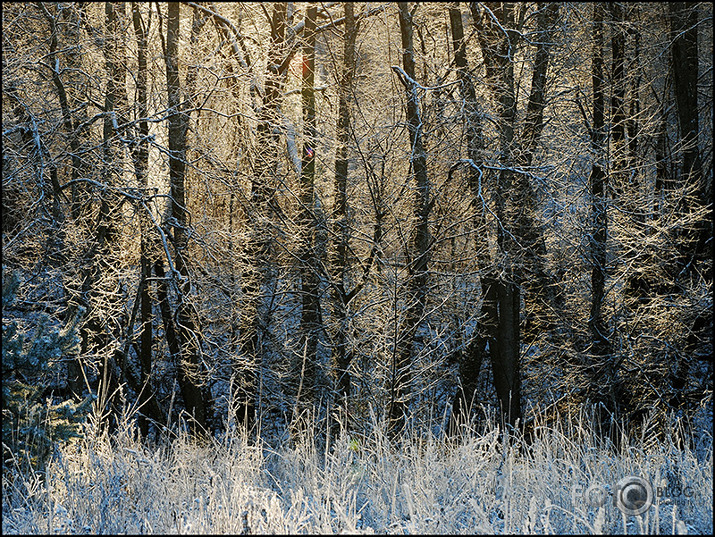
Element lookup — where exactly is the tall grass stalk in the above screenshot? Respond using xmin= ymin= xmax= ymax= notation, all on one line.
xmin=2 ymin=403 xmax=712 ymax=534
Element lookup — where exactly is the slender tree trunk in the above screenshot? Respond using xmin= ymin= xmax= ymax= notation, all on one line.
xmin=131 ymin=2 xmax=163 ymax=435
xmin=163 ymin=2 xmax=212 ymax=433
xmin=587 ymin=3 xmax=613 ymax=400
xmin=331 ymin=2 xmax=358 ymax=427
xmin=388 ymin=2 xmax=432 ymax=438
xmin=626 ymin=4 xmax=641 ymax=171
xmin=471 ymin=1 xmax=522 ymax=427
xmin=297 ymin=2 xmax=321 ymax=416
xmin=38 ymin=3 xmax=89 ymax=224
xmin=447 ymin=2 xmax=486 ymax=433
xmin=609 ymin=1 xmax=628 ymax=199
xmin=37 ymin=3 xmax=86 ymax=396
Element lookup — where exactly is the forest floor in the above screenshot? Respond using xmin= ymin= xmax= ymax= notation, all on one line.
xmin=2 ymin=404 xmax=712 ymax=535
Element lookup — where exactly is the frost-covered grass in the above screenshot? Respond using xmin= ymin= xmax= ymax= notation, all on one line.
xmin=2 ymin=407 xmax=712 ymax=535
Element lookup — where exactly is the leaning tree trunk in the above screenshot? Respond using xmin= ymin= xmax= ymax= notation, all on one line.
xmin=517 ymin=2 xmax=562 ymax=343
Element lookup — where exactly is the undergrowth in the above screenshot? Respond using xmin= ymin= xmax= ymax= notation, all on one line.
xmin=2 ymin=402 xmax=712 ymax=535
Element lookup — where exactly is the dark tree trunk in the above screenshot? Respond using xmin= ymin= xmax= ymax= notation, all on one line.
xmin=669 ymin=2 xmax=710 ymax=280
xmin=388 ymin=2 xmax=432 ymax=438
xmin=101 ymin=1 xmax=129 ymax=382
xmin=297 ymin=2 xmax=321 ymax=416
xmin=516 ymin=2 xmax=561 ymax=343
xmin=447 ymin=2 xmax=487 ymax=434
xmin=587 ymin=3 xmax=614 ymax=411
xmin=131 ymin=2 xmax=163 ymax=435
xmin=471 ymin=1 xmax=522 ymax=427
xmin=38 ymin=3 xmax=89 ymax=224
xmin=667 ymin=1 xmax=712 ymax=402
xmin=162 ymin=2 xmax=212 ymax=433
xmin=626 ymin=4 xmax=642 ymax=170
xmin=331 ymin=2 xmax=358 ymax=428
xmin=609 ymin=1 xmax=628 ymax=199
xmin=521 ymin=3 xmax=560 ymax=167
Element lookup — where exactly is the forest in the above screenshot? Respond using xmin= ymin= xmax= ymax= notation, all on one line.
xmin=2 ymin=2 xmax=712 ymax=534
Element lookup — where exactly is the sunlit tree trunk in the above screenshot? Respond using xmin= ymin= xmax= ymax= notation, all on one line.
xmin=162 ymin=2 xmax=212 ymax=433
xmin=331 ymin=2 xmax=358 ymax=426
xmin=236 ymin=3 xmax=289 ymax=431
xmin=296 ymin=2 xmax=321 ymax=416
xmin=388 ymin=2 xmax=432 ymax=438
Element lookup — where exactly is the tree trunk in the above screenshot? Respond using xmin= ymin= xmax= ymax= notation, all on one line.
xmin=162 ymin=2 xmax=212 ymax=433
xmin=609 ymin=1 xmax=628 ymax=199
xmin=471 ymin=1 xmax=522 ymax=427
xmin=388 ymin=2 xmax=432 ymax=438
xmin=331 ymin=2 xmax=358 ymax=427
xmin=515 ymin=2 xmax=561 ymax=343
xmin=587 ymin=3 xmax=615 ymax=409
xmin=669 ymin=2 xmax=710 ymax=280
xmin=297 ymin=2 xmax=321 ymax=416
xmin=37 ymin=3 xmax=85 ymax=395
xmin=447 ymin=2 xmax=487 ymax=433
xmin=667 ymin=1 xmax=712 ymax=403
xmin=38 ymin=3 xmax=90 ymax=224
xmin=236 ymin=3 xmax=289 ymax=431
xmin=131 ymin=2 xmax=163 ymax=435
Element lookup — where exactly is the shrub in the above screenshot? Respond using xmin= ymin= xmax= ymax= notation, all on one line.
xmin=2 ymin=268 xmax=93 ymax=474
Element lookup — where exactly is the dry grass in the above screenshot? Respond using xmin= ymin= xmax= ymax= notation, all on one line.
xmin=2 ymin=405 xmax=712 ymax=535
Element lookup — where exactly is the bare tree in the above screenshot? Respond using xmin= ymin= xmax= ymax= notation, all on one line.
xmin=388 ymin=2 xmax=433 ymax=437
xmin=159 ymin=2 xmax=213 ymax=433
xmin=585 ymin=2 xmax=614 ymax=409
xmin=296 ymin=2 xmax=321 ymax=418
xmin=330 ymin=1 xmax=359 ymax=426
